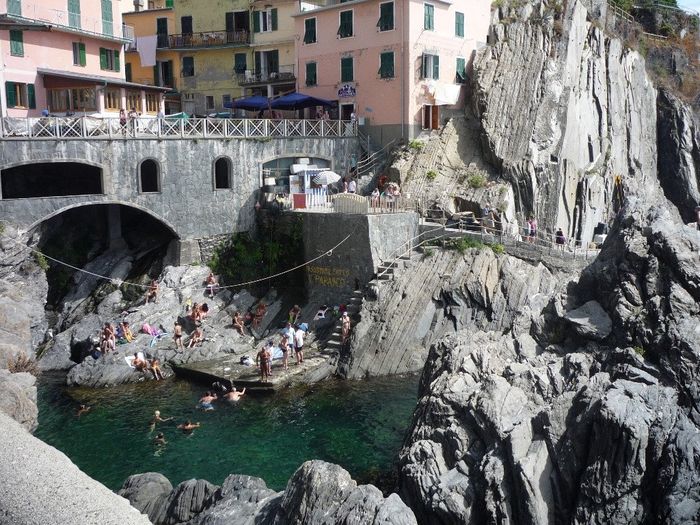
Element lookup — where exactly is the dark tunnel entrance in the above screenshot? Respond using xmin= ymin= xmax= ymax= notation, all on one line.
xmin=1 ymin=162 xmax=103 ymax=198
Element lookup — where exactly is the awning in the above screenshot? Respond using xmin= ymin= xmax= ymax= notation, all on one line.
xmin=224 ymin=95 xmax=270 ymax=111
xmin=270 ymin=92 xmax=334 ymax=110
xmin=37 ymin=68 xmax=172 ymax=92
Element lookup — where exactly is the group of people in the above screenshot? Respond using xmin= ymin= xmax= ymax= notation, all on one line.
xmin=255 ymin=317 xmax=307 ymax=382
xmin=98 ymin=320 xmax=136 ymax=354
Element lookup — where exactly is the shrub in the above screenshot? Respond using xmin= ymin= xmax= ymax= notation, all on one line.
xmin=449 ymin=237 xmax=485 ymax=253
xmin=408 ymin=139 xmax=424 ymax=150
xmin=467 ymin=174 xmax=488 ymax=189
xmin=34 ymin=252 xmax=49 ymax=272
xmin=7 ymin=352 xmax=40 ymax=377
xmin=489 ymin=243 xmax=505 ymax=254
xmin=0 ymin=222 xmax=5 ymax=235
xmin=633 ymin=346 xmax=646 ymax=358
xmin=426 ymin=169 xmax=438 ymax=181
xmin=422 ymin=247 xmax=435 ymax=258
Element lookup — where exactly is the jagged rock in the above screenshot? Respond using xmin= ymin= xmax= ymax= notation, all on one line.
xmin=154 ymin=478 xmax=219 ymax=525
xmin=563 ymin=300 xmax=612 ymax=341
xmin=0 ymin=289 xmax=33 ymax=368
xmin=0 ymin=369 xmax=37 ymax=432
xmin=39 ymin=312 xmax=103 ymax=371
xmin=119 ymin=472 xmax=173 ymax=523
xmin=0 ymin=412 xmax=151 ymax=525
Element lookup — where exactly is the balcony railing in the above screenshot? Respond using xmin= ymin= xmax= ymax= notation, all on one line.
xmin=238 ymin=65 xmax=296 ymax=85
xmin=5 ymin=3 xmax=131 ymax=41
xmin=0 ymin=116 xmax=357 ymax=140
xmin=162 ymin=30 xmax=249 ymax=49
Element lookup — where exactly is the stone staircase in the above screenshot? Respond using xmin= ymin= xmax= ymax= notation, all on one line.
xmin=322 ymin=289 xmax=364 ymax=352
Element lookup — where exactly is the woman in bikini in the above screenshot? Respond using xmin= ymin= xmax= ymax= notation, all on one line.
xmin=188 ymin=326 xmax=204 ymax=348
xmin=232 ymin=311 xmax=245 ymax=335
xmin=100 ymin=323 xmax=116 ymax=354
xmin=173 ymin=321 xmax=184 ymax=349
xmin=256 ymin=344 xmax=271 ymax=382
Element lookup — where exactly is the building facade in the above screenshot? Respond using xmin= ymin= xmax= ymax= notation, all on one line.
xmin=294 ymin=0 xmax=490 ymax=143
xmin=0 ymin=0 xmax=166 ymax=117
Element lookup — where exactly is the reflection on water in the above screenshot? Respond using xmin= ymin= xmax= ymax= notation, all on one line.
xmin=35 ymin=374 xmax=419 ymax=491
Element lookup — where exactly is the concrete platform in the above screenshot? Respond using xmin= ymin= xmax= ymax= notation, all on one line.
xmin=171 ymin=349 xmax=332 ymax=393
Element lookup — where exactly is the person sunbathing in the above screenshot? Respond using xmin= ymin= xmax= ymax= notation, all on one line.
xmin=252 ymin=303 xmax=267 ymax=328
xmin=205 ymin=273 xmax=218 ymax=298
xmin=145 ymin=280 xmax=159 ymax=304
xmin=100 ymin=323 xmax=116 ymax=354
xmin=150 ymin=358 xmax=164 ymax=380
xmin=231 ymin=311 xmax=245 ymax=335
xmin=132 ymin=352 xmax=149 ymax=372
xmin=188 ymin=326 xmax=204 ymax=348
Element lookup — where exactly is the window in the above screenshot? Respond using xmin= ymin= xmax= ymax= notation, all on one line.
xmin=338 ymin=10 xmax=353 ymax=38
xmin=5 ymin=82 xmax=35 ymax=109
xmin=126 ymin=90 xmax=140 ymax=112
xmin=125 ymin=63 xmax=132 ymax=82
xmin=214 ymin=158 xmax=232 ymax=189
xmin=8 ymin=0 xmax=21 ymax=16
xmin=181 ymin=15 xmax=192 ymax=35
xmin=68 ymin=0 xmax=81 ymax=29
xmin=140 ymin=159 xmax=160 ymax=193
xmin=455 ymin=11 xmax=464 ymax=37
xmin=70 ymin=88 xmax=95 ymax=110
xmin=456 ymin=57 xmax=466 ymax=83
xmin=182 ymin=56 xmax=194 ymax=77
xmin=47 ymin=88 xmax=95 ymax=112
xmin=72 ymin=42 xmax=86 ymax=66
xmin=104 ymin=87 xmax=121 ymax=110
xmin=165 ymin=0 xmax=174 ymax=7
xmin=9 ymin=30 xmax=23 ymax=57
xmin=422 ymin=53 xmax=439 ymax=80
xmin=48 ymin=89 xmax=69 ymax=112
xmin=306 ymin=62 xmax=317 ymax=86
xmin=146 ymin=93 xmax=159 ymax=113
xmin=253 ymin=8 xmax=277 ymax=33
xmin=424 ymin=4 xmax=434 ymax=30
xmin=222 ymin=94 xmax=231 ymax=107
xmin=205 ymin=95 xmax=214 ymax=110
xmin=341 ymin=56 xmax=353 ymax=82
xmin=99 ymin=48 xmax=120 ymax=71
xmin=379 ymin=51 xmax=394 ymax=79
xmin=234 ymin=53 xmax=247 ymax=73
xmin=101 ymin=0 xmax=113 ymax=36
xmin=378 ymin=2 xmax=394 ymax=31
xmin=304 ymin=18 xmax=317 ymax=44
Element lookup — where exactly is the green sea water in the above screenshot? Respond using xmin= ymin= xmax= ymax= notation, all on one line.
xmin=35 ymin=374 xmax=419 ymax=491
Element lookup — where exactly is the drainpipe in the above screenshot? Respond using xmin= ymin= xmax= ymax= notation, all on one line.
xmin=400 ymin=0 xmax=405 ymax=140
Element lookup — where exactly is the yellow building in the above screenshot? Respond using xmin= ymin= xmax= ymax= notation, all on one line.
xmin=123 ymin=0 xmax=251 ymax=115
xmin=243 ymin=0 xmax=297 ymax=98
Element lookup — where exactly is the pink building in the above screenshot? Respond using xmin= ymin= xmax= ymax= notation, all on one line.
xmin=294 ymin=0 xmax=490 ymax=144
xmin=0 ymin=0 xmax=167 ymax=117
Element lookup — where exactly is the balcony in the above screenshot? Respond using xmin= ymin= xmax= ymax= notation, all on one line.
xmin=3 ymin=3 xmax=131 ymax=42
xmin=161 ymin=30 xmax=249 ymax=49
xmin=238 ymin=65 xmax=295 ymax=86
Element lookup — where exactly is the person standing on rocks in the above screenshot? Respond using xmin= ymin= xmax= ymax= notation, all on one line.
xmin=280 ymin=333 xmax=290 ymax=371
xmin=173 ymin=321 xmax=184 ymax=349
xmin=341 ymin=312 xmax=351 ymax=345
xmin=294 ymin=325 xmax=305 ymax=365
xmin=145 ymin=280 xmax=159 ymax=304
xmin=256 ymin=343 xmax=272 ymax=382
xmin=555 ymin=228 xmax=567 ymax=249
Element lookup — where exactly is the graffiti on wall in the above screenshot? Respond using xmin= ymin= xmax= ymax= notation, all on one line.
xmin=307 ymin=265 xmax=351 ymax=288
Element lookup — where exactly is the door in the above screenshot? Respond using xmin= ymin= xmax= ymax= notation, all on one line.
xmin=234 ymin=11 xmax=249 ymax=32
xmin=181 ymin=16 xmax=193 ymax=35
xmin=431 ymin=105 xmax=440 ymax=129
xmin=156 ymin=18 xmax=168 ymax=47
xmin=267 ymin=50 xmax=279 ymax=76
xmin=340 ymin=103 xmax=354 ymax=120
xmin=422 ymin=105 xmax=431 ymax=129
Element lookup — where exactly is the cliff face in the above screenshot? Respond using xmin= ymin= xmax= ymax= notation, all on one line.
xmin=473 ymin=0 xmax=657 ymax=243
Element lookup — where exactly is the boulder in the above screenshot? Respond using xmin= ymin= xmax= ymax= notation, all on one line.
xmin=119 ymin=472 xmax=173 ymax=523
xmin=154 ymin=478 xmax=219 ymax=525
xmin=563 ymin=300 xmax=613 ymax=341
xmin=0 ymin=369 xmax=37 ymax=432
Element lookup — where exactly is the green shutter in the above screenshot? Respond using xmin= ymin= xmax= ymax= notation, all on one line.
xmin=271 ymin=8 xmax=278 ymax=31
xmin=341 ymin=57 xmax=353 ymax=82
xmin=68 ymin=0 xmax=81 ymax=29
xmin=99 ymin=47 xmax=108 ymax=70
xmin=306 ymin=62 xmax=316 ymax=86
xmin=304 ymin=18 xmax=316 ymax=44
xmin=113 ymin=51 xmax=120 ymax=72
xmin=378 ymin=2 xmax=394 ymax=31
xmin=125 ymin=63 xmax=132 ymax=82
xmin=253 ymin=11 xmax=260 ymax=33
xmin=27 ymin=84 xmax=36 ymax=109
xmin=338 ymin=11 xmax=352 ymax=37
xmin=455 ymin=12 xmax=464 ymax=37
xmin=234 ymin=53 xmax=247 ymax=73
xmin=10 ymin=30 xmax=23 ymax=57
xmin=153 ymin=65 xmax=160 ymax=86
xmin=8 ymin=0 xmax=21 ymax=16
xmin=166 ymin=60 xmax=174 ymax=86
xmin=165 ymin=0 xmax=174 ymax=6
xmin=101 ymin=0 xmax=113 ymax=36
xmin=5 ymin=82 xmax=16 ymax=108
xmin=379 ymin=52 xmax=393 ymax=78
xmin=424 ymin=4 xmax=434 ymax=30
xmin=456 ymin=57 xmax=466 ymax=83
xmin=79 ymin=43 xmax=86 ymax=66
xmin=421 ymin=54 xmax=428 ymax=79
xmin=433 ymin=55 xmax=439 ymax=79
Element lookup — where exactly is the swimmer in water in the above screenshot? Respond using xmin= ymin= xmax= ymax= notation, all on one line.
xmin=154 ymin=432 xmax=167 ymax=446
xmin=149 ymin=410 xmax=173 ymax=430
xmin=198 ymin=391 xmax=217 ymax=411
xmin=76 ymin=404 xmax=91 ymax=417
xmin=223 ymin=387 xmax=246 ymax=402
xmin=177 ymin=420 xmax=200 ymax=433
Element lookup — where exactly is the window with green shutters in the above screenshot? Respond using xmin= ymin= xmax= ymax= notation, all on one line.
xmin=455 ymin=12 xmax=464 ymax=37
xmin=182 ymin=56 xmax=194 ymax=77
xmin=27 ymin=84 xmax=35 ymax=109
xmin=378 ymin=2 xmax=394 ymax=31
xmin=253 ymin=9 xmax=277 ymax=33
xmin=68 ymin=0 xmax=81 ymax=29
xmin=10 ymin=30 xmax=23 ymax=57
xmin=421 ymin=54 xmax=439 ymax=80
xmin=165 ymin=0 xmax=174 ymax=7
xmin=125 ymin=63 xmax=132 ymax=82
xmin=424 ymin=4 xmax=434 ymax=30
xmin=456 ymin=57 xmax=466 ymax=83
xmin=379 ymin=51 xmax=394 ymax=79
xmin=341 ymin=57 xmax=353 ymax=82
xmin=99 ymin=47 xmax=119 ymax=71
xmin=5 ymin=82 xmax=16 ymax=108
xmin=303 ymin=18 xmax=316 ymax=44
xmin=101 ymin=0 xmax=113 ymax=36
xmin=5 ymin=81 xmax=33 ymax=108
xmin=306 ymin=62 xmax=317 ymax=86
xmin=271 ymin=8 xmax=277 ymax=31
xmin=234 ymin=53 xmax=247 ymax=73
xmin=8 ymin=0 xmax=21 ymax=16
xmin=338 ymin=10 xmax=353 ymax=38
xmin=72 ymin=42 xmax=86 ymax=66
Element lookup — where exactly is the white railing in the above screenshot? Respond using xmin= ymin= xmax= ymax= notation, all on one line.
xmin=9 ymin=3 xmax=129 ymax=40
xmin=291 ymin=191 xmax=419 ymax=215
xmin=0 ymin=116 xmax=358 ymax=140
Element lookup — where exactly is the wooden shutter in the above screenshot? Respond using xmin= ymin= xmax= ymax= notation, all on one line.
xmin=271 ymin=8 xmax=278 ymax=31
xmin=306 ymin=62 xmax=316 ymax=86
xmin=455 ymin=12 xmax=464 ymax=37
xmin=154 ymin=64 xmax=160 ymax=86
xmin=99 ymin=48 xmax=108 ymax=70
xmin=5 ymin=82 xmax=16 ymax=108
xmin=101 ymin=0 xmax=113 ymax=36
xmin=114 ymin=51 xmax=120 ymax=72
xmin=9 ymin=30 xmax=23 ymax=56
xmin=252 ymin=11 xmax=260 ymax=33
xmin=341 ymin=57 xmax=353 ymax=82
xmin=79 ymin=43 xmax=86 ymax=66
xmin=7 ymin=0 xmax=21 ymax=16
xmin=254 ymin=51 xmax=261 ymax=74
xmin=433 ymin=55 xmax=439 ymax=80
xmin=125 ymin=63 xmax=132 ymax=82
xmin=165 ymin=0 xmax=173 ymax=7
xmin=234 ymin=53 xmax=246 ymax=73
xmin=27 ymin=84 xmax=36 ymax=109
xmin=68 ymin=0 xmax=81 ymax=28
xmin=225 ymin=12 xmax=234 ymax=32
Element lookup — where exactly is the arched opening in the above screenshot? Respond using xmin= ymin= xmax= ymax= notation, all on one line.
xmin=214 ymin=157 xmax=232 ymax=189
xmin=140 ymin=159 xmax=160 ymax=193
xmin=1 ymin=162 xmax=102 ymax=199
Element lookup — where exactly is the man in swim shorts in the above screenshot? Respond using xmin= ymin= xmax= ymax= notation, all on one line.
xmin=198 ymin=391 xmax=217 ymax=410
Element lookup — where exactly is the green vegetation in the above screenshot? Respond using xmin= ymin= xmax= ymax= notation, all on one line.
xmin=408 ymin=139 xmax=424 ymax=150
xmin=467 ymin=174 xmax=488 ymax=189
xmin=426 ymin=169 xmax=438 ymax=181
xmin=34 ymin=252 xmax=49 ymax=272
xmin=489 ymin=243 xmax=505 ymax=254
xmin=7 ymin=352 xmax=40 ymax=376
xmin=422 ymin=247 xmax=435 ymax=258
xmin=0 ymin=222 xmax=5 ymax=235
xmin=449 ymin=237 xmax=486 ymax=253
xmin=633 ymin=346 xmax=646 ymax=358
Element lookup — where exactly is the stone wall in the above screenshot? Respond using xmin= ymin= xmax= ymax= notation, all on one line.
xmin=0 ymin=136 xmax=359 ymax=244
xmin=301 ymin=211 xmax=418 ymax=304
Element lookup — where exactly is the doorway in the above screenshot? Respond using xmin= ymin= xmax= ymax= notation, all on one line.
xmin=422 ymin=104 xmax=440 ymax=130
xmin=340 ymin=103 xmax=354 ymax=120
